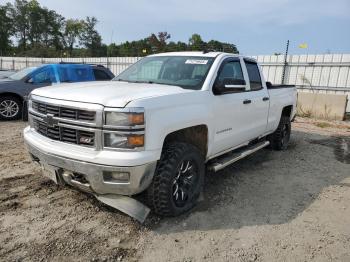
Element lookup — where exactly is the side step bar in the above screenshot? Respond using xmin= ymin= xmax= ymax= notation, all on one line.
xmin=208 ymin=141 xmax=270 ymax=172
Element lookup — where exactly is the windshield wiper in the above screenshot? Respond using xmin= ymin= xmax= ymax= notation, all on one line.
xmin=116 ymin=79 xmax=156 ymax=84
xmin=136 ymin=80 xmax=155 ymax=84
xmin=115 ymin=79 xmax=130 ymax=82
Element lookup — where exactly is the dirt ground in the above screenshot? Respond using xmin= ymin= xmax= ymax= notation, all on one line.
xmin=0 ymin=118 xmax=349 ymax=262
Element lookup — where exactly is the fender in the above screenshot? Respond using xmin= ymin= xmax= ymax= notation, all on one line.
xmin=128 ymin=90 xmax=214 ymax=159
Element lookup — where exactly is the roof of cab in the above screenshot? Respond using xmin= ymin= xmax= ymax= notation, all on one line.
xmin=149 ymin=51 xmax=241 ymax=58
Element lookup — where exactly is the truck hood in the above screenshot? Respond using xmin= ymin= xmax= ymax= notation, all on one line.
xmin=31 ymin=81 xmax=193 ymax=107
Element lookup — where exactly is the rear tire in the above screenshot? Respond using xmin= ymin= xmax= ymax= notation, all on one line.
xmin=147 ymin=142 xmax=205 ymax=216
xmin=268 ymin=116 xmax=291 ymax=150
xmin=0 ymin=96 xmax=22 ymax=121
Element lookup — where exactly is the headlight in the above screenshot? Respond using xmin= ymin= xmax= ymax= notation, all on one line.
xmin=104 ymin=108 xmax=145 ymax=150
xmin=105 ymin=108 xmax=144 ymax=126
xmin=104 ymin=133 xmax=144 ymax=149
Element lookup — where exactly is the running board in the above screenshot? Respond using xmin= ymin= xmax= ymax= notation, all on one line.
xmin=208 ymin=141 xmax=270 ymax=172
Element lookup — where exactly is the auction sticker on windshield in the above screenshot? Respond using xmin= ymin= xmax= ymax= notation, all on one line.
xmin=185 ymin=59 xmax=208 ymax=65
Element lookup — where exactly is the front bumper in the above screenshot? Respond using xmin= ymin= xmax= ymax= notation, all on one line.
xmin=24 ymin=127 xmax=157 ymax=196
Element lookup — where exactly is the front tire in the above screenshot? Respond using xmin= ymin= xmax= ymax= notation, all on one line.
xmin=0 ymin=96 xmax=22 ymax=121
xmin=147 ymin=142 xmax=205 ymax=216
xmin=268 ymin=115 xmax=291 ymax=150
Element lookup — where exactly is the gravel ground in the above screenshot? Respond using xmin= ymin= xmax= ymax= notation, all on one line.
xmin=0 ymin=118 xmax=349 ymax=262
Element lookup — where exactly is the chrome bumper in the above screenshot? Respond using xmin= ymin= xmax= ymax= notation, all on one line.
xmin=26 ymin=140 xmax=157 ymax=196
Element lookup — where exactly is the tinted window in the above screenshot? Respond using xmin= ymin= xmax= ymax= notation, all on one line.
xmin=245 ymin=62 xmax=262 ymax=91
xmin=73 ymin=68 xmax=90 ymax=81
xmin=57 ymin=65 xmax=94 ymax=83
xmin=93 ymin=69 xmax=111 ymax=80
xmin=217 ymin=61 xmax=244 ymax=83
xmin=30 ymin=67 xmax=55 ymax=84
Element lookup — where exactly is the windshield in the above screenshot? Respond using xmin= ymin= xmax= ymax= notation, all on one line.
xmin=114 ymin=56 xmax=215 ymax=90
xmin=9 ymin=67 xmax=37 ymax=81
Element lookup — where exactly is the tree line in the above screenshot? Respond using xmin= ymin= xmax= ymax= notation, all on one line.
xmin=0 ymin=0 xmax=239 ymax=57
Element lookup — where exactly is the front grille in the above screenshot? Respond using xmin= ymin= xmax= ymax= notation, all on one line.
xmin=33 ymin=118 xmax=95 ymax=146
xmin=32 ymin=101 xmax=95 ymax=121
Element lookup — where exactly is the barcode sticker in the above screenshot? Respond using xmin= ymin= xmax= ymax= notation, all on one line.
xmin=185 ymin=59 xmax=208 ymax=65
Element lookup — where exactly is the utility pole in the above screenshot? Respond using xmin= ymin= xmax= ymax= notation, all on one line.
xmin=281 ymin=40 xmax=290 ymax=84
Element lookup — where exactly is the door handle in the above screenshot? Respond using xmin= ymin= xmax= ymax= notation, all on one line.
xmin=262 ymin=97 xmax=269 ymax=101
xmin=243 ymin=99 xmax=252 ymax=104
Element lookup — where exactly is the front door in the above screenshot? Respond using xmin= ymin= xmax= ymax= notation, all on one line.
xmin=210 ymin=58 xmax=255 ymax=155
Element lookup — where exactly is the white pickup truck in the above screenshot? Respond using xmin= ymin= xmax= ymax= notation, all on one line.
xmin=24 ymin=52 xmax=297 ymax=222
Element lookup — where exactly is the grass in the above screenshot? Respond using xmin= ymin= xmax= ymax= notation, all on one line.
xmin=296 ymin=105 xmax=312 ymax=118
xmin=314 ymin=122 xmax=332 ymax=128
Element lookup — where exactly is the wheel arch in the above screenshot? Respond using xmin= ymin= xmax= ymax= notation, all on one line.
xmin=162 ymin=125 xmax=209 ymax=157
xmin=0 ymin=92 xmax=24 ymax=103
xmin=281 ymin=105 xmax=293 ymax=119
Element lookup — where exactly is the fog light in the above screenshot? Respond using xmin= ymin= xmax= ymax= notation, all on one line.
xmin=103 ymin=171 xmax=130 ymax=183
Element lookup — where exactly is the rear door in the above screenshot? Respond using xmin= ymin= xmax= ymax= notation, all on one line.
xmin=243 ymin=59 xmax=269 ymax=137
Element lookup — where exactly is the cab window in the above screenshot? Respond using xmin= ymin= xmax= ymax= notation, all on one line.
xmin=245 ymin=62 xmax=263 ymax=91
xmin=215 ymin=59 xmax=245 ymax=91
xmin=217 ymin=61 xmax=244 ymax=83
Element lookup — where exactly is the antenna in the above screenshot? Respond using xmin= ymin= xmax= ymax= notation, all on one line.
xmin=281 ymin=40 xmax=290 ymax=84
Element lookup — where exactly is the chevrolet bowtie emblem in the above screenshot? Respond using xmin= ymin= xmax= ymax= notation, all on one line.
xmin=43 ymin=114 xmax=59 ymax=128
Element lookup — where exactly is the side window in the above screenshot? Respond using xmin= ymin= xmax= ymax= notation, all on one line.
xmin=57 ymin=65 xmax=94 ymax=83
xmin=245 ymin=62 xmax=262 ymax=91
xmin=30 ymin=68 xmax=55 ymax=84
xmin=217 ymin=60 xmax=245 ymax=86
xmin=93 ymin=69 xmax=111 ymax=81
xmin=74 ymin=68 xmax=90 ymax=81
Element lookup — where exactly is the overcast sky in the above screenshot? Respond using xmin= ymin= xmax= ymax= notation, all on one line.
xmin=2 ymin=0 xmax=350 ymax=55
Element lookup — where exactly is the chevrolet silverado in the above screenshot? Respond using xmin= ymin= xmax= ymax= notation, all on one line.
xmin=24 ymin=52 xmax=297 ymax=222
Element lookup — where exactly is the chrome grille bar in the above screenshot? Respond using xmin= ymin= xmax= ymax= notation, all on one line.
xmin=29 ymin=96 xmax=104 ymax=149
xmin=32 ymin=101 xmax=96 ymax=122
xmin=33 ymin=118 xmax=95 ymax=147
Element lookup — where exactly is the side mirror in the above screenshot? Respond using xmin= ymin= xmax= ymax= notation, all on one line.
xmin=266 ymin=81 xmax=273 ymax=88
xmin=213 ymin=78 xmax=246 ymax=95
